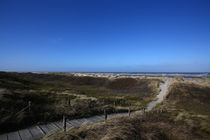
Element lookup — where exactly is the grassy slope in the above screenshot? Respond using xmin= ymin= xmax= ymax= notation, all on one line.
xmin=0 ymin=72 xmax=161 ymax=133
xmin=155 ymin=80 xmax=210 ymax=138
xmin=43 ymin=112 xmax=200 ymax=140
xmin=44 ymin=78 xmax=210 ymax=140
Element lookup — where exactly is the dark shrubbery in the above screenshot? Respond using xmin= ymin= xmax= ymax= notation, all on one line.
xmin=0 ymin=72 xmax=161 ymax=133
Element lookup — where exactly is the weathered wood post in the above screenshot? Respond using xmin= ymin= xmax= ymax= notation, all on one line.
xmin=103 ymin=99 xmax=105 ymax=105
xmin=68 ymin=97 xmax=71 ymax=106
xmin=28 ymin=101 xmax=31 ymax=113
xmin=104 ymin=109 xmax=107 ymax=121
xmin=128 ymin=107 xmax=131 ymax=116
xmin=114 ymin=101 xmax=116 ymax=113
xmin=63 ymin=115 xmax=66 ymax=132
xmin=88 ymin=100 xmax=91 ymax=108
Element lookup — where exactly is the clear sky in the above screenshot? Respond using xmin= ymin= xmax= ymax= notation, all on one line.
xmin=0 ymin=0 xmax=210 ymax=72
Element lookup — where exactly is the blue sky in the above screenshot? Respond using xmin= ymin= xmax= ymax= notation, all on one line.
xmin=0 ymin=0 xmax=210 ymax=72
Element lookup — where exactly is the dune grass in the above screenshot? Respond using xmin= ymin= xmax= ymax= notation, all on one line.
xmin=0 ymin=72 xmax=162 ymax=133
xmin=43 ymin=112 xmax=201 ymax=140
xmin=41 ymin=78 xmax=210 ymax=140
xmin=154 ymin=81 xmax=210 ymax=138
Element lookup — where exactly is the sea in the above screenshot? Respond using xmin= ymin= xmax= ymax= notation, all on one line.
xmin=78 ymin=72 xmax=210 ymax=78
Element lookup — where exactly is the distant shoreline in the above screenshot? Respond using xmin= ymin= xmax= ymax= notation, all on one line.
xmin=71 ymin=72 xmax=210 ymax=78
xmin=1 ymin=71 xmax=209 ymax=78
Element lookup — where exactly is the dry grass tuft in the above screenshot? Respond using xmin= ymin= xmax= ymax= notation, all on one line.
xmin=44 ymin=112 xmax=201 ymax=140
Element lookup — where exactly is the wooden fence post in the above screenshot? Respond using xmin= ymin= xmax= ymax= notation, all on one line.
xmin=68 ymin=97 xmax=71 ymax=106
xmin=63 ymin=115 xmax=66 ymax=132
xmin=104 ymin=109 xmax=107 ymax=121
xmin=114 ymin=101 xmax=116 ymax=113
xmin=128 ymin=107 xmax=131 ymax=116
xmin=28 ymin=101 xmax=31 ymax=113
xmin=103 ymin=99 xmax=105 ymax=105
xmin=88 ymin=100 xmax=91 ymax=108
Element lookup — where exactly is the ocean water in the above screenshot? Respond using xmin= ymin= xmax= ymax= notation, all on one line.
xmin=79 ymin=72 xmax=210 ymax=78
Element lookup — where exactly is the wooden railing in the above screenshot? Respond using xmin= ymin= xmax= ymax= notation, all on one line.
xmin=13 ymin=101 xmax=31 ymax=117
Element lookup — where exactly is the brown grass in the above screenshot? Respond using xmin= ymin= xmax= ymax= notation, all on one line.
xmin=40 ymin=78 xmax=210 ymax=140
xmin=43 ymin=112 xmax=201 ymax=140
xmin=156 ymin=81 xmax=210 ymax=138
xmin=0 ymin=72 xmax=162 ymax=134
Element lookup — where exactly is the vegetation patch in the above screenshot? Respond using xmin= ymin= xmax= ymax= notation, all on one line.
xmin=0 ymin=72 xmax=161 ymax=134
xmin=154 ymin=81 xmax=210 ymax=138
xmin=43 ymin=112 xmax=200 ymax=140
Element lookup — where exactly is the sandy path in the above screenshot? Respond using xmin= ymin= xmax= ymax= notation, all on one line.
xmin=146 ymin=78 xmax=171 ymax=111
